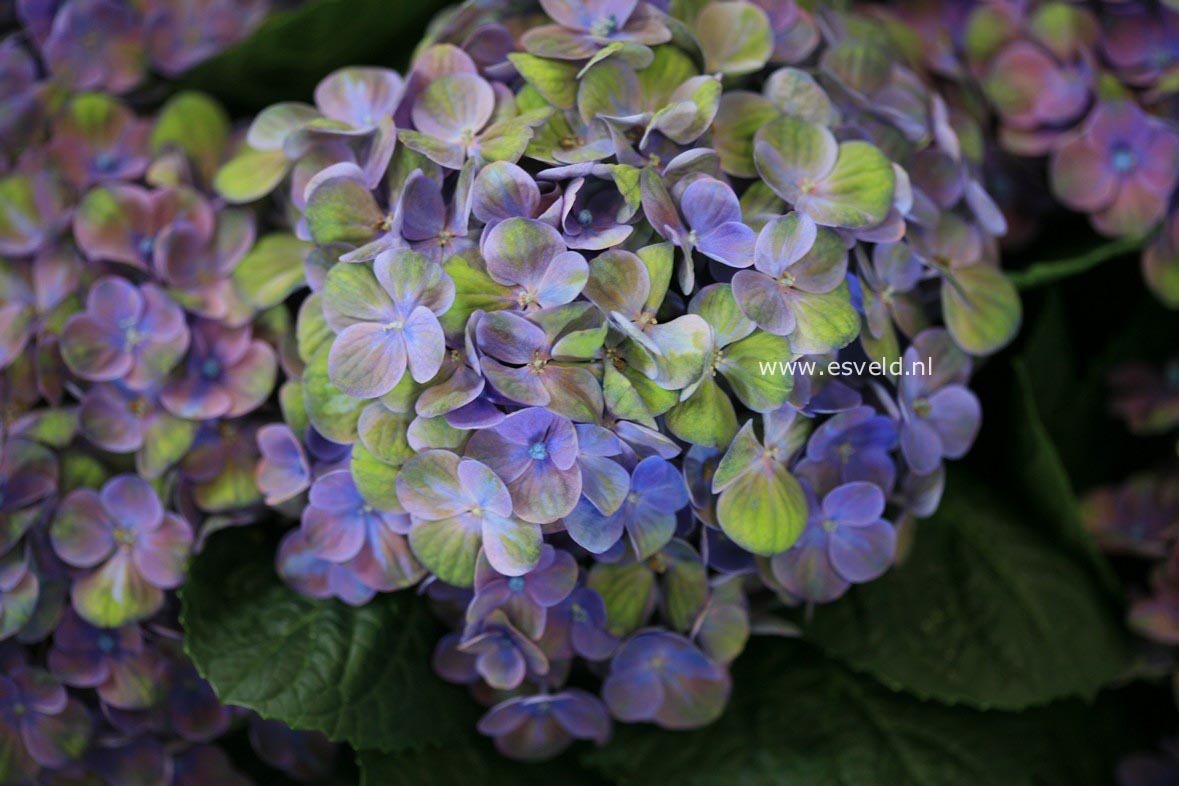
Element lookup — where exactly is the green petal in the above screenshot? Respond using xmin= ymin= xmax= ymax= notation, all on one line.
xmin=689 ymin=284 xmax=755 ymax=348
xmin=475 ymin=118 xmax=537 ymax=165
xmin=305 ymin=178 xmax=383 ymax=246
xmin=297 ymin=292 xmax=333 ymax=364
xmin=619 ymin=314 xmax=712 ymax=392
xmin=508 ymin=53 xmax=580 ymax=109
xmin=351 ymin=442 xmax=404 ymax=512
xmin=246 ymin=102 xmax=320 ymax=150
xmin=151 ymin=92 xmax=230 ymax=183
xmin=764 ymin=67 xmax=838 ymax=126
xmin=136 ymin=415 xmax=197 ymax=480
xmin=232 ymin=233 xmax=310 ymax=310
xmin=786 ymin=282 xmax=860 ymax=355
xmin=719 ymin=330 xmax=794 ymax=412
xmin=303 ymin=348 xmax=363 ymax=444
xmin=214 ymin=147 xmax=290 ymax=204
xmin=72 ymin=553 xmax=163 ymax=628
xmin=409 ymin=515 xmax=480 ymax=588
xmin=662 ymin=540 xmax=708 ymax=632
xmin=638 ymin=45 xmax=699 ymax=108
xmin=280 ymin=380 xmax=310 ymax=438
xmin=717 ymin=462 xmax=806 ymax=555
xmin=694 ymin=1 xmax=773 ymax=76
xmin=941 ymin=264 xmax=1022 ymax=355
xmin=646 ymin=76 xmax=721 ymax=145
xmin=588 ymin=561 xmax=656 ymax=637
xmin=358 ymin=404 xmax=415 ymax=465
xmin=800 ymin=141 xmax=896 ymax=229
xmin=440 ymin=255 xmax=515 ymax=337
xmin=713 ymin=420 xmax=763 ymax=493
xmin=666 ymin=376 xmax=738 ymax=448
xmin=713 ymin=92 xmax=780 ymax=178
xmin=637 ymin=242 xmax=675 ymax=311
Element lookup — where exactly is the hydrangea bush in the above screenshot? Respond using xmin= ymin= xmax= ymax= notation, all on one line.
xmin=0 ymin=3 xmax=343 ymax=784
xmin=214 ymin=0 xmax=1022 ymax=759
xmin=7 ymin=0 xmax=1177 ymax=781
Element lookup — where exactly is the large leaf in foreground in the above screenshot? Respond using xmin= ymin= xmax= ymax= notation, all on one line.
xmin=584 ymin=639 xmax=1133 ymax=786
xmin=803 ymin=470 xmax=1129 ymax=710
xmin=181 ymin=527 xmax=472 ymax=752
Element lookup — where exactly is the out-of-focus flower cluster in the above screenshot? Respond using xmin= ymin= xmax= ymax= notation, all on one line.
xmin=0 ymin=6 xmax=342 ymax=785
xmin=233 ymin=0 xmax=1021 ymax=761
xmin=1082 ymin=360 xmax=1179 ymax=786
xmin=885 ymin=0 xmax=1179 ymax=307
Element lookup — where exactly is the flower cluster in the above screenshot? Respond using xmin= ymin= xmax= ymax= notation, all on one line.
xmin=886 ymin=0 xmax=1179 ymax=306
xmin=0 ymin=7 xmax=340 ymax=785
xmin=235 ymin=0 xmax=1021 ymax=761
xmin=1081 ymin=359 xmax=1179 ymax=786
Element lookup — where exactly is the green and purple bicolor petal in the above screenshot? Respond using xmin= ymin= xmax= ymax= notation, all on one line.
xmin=457 ymin=609 xmax=549 ymax=690
xmin=601 ymin=630 xmax=729 ymax=729
xmin=481 ymin=217 xmax=589 ymax=309
xmin=465 ymin=407 xmax=583 ymax=525
xmin=477 ymin=689 xmax=610 ymax=761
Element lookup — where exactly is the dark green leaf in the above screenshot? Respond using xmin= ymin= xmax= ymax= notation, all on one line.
xmin=359 ymin=741 xmax=607 ymax=786
xmin=181 ymin=527 xmax=473 ymax=752
xmin=584 ymin=639 xmax=1131 ymax=786
xmin=803 ymin=471 xmax=1130 ymax=710
xmin=181 ymin=0 xmax=451 ymax=115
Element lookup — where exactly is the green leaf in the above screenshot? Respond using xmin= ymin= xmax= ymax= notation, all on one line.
xmin=359 ymin=744 xmax=607 ymax=786
xmin=180 ymin=0 xmax=452 ymax=114
xmin=583 ymin=638 xmax=1135 ymax=786
xmin=804 ymin=470 xmax=1130 ymax=710
xmin=181 ymin=527 xmax=472 ymax=752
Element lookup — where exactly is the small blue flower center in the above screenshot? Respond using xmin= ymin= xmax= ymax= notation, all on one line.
xmin=822 ymin=518 xmax=838 ymax=533
xmin=626 ymin=491 xmax=639 ymax=505
xmin=570 ymin=604 xmax=588 ymax=623
xmin=97 ymin=634 xmax=116 ymax=654
xmin=528 ymin=441 xmax=548 ymax=461
xmin=1111 ymin=143 xmax=1137 ymax=174
xmin=114 ymin=525 xmax=137 ymax=546
xmin=508 ymin=576 xmax=526 ymax=592
xmin=94 ymin=152 xmax=119 ymax=174
xmin=384 ymin=319 xmax=405 ymax=331
xmin=577 ymin=208 xmax=593 ymax=226
xmin=201 ymin=357 xmax=222 ymax=380
xmin=590 ymin=14 xmax=619 ymax=36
